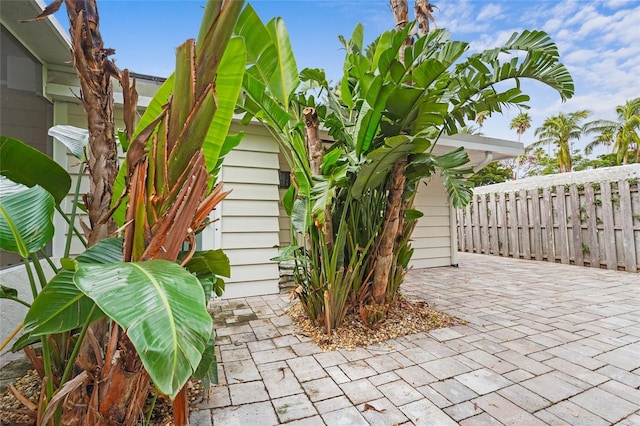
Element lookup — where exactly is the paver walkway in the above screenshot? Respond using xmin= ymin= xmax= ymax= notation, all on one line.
xmin=192 ymin=253 xmax=640 ymax=425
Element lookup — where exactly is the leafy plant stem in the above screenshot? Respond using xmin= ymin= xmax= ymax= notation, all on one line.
xmin=38 ymin=250 xmax=60 ymax=274
xmin=2 ymin=295 xmax=30 ymax=308
xmin=29 ymin=253 xmax=48 ymax=290
xmin=23 ymin=257 xmax=39 ymax=299
xmin=65 ymin=162 xmax=86 ymax=257
xmin=60 ymin=304 xmax=98 ymax=386
xmin=144 ymin=391 xmax=159 ymax=426
xmin=40 ymin=335 xmax=55 ymax=400
xmin=56 ymin=205 xmax=88 ymax=248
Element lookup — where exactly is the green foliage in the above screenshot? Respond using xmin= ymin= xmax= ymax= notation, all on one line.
xmin=238 ymin=14 xmax=573 ymax=329
xmin=583 ymin=97 xmax=640 ymax=164
xmin=468 ymin=162 xmax=511 ymax=187
xmin=0 ymin=136 xmax=71 ymax=205
xmin=0 ymin=177 xmax=55 ymax=259
xmin=75 ymin=260 xmax=211 ymax=398
xmin=2 ymin=2 xmax=243 ymax=417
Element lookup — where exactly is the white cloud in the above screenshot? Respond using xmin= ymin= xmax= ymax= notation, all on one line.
xmin=477 ymin=3 xmax=504 ymax=22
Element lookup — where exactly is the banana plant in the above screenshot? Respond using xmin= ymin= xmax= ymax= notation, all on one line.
xmin=91 ymin=1 xmax=245 ymax=423
xmin=238 ymin=12 xmax=573 ymax=331
xmin=3 ymin=1 xmax=245 ymax=424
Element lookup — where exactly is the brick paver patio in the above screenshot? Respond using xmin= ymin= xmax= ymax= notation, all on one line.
xmin=192 ymin=253 xmax=639 ymax=425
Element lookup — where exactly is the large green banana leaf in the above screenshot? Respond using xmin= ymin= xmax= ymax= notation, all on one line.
xmin=13 ymin=238 xmax=122 ymax=351
xmin=48 ymin=125 xmax=89 ymax=160
xmin=13 ymin=270 xmax=102 ymax=351
xmin=202 ymin=36 xmax=246 ymax=174
xmin=351 ymin=136 xmax=415 ymax=199
xmin=0 ymin=136 xmax=71 ymax=205
xmin=0 ymin=177 xmax=55 ymax=257
xmin=74 ymin=259 xmax=212 ymax=399
xmin=265 ymin=17 xmax=298 ymax=107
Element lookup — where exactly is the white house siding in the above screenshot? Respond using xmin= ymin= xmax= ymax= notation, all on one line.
xmin=218 ymin=124 xmax=281 ymax=298
xmin=410 ymin=174 xmax=456 ymax=268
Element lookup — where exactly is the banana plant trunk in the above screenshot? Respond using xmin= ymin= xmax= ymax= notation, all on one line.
xmin=62 ymin=0 xmax=121 ymax=246
xmin=372 ymin=159 xmax=407 ymax=304
xmin=303 ymin=107 xmax=333 ymax=248
xmin=371 ymin=0 xmax=415 ymax=305
xmin=389 ymin=0 xmax=413 ymax=62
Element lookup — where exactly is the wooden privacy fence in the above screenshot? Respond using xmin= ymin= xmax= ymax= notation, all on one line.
xmin=457 ymin=179 xmax=640 ymax=272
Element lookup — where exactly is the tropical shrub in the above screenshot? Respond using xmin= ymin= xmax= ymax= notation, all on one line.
xmin=235 ymin=7 xmax=573 ymax=331
xmin=0 ymin=1 xmax=244 ymax=424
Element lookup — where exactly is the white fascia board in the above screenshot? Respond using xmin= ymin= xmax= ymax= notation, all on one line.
xmin=437 ymin=133 xmax=524 ymax=159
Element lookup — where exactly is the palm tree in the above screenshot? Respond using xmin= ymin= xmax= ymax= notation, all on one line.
xmin=584 ymin=97 xmax=640 ymax=164
xmin=533 ymin=110 xmax=590 ymax=173
xmin=476 ymin=110 xmax=489 ymax=129
xmin=510 ymin=112 xmax=531 ymax=142
xmin=460 ymin=124 xmax=483 ymax=135
xmin=584 ymin=127 xmax=614 ymax=155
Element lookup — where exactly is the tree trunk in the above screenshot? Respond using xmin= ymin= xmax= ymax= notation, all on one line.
xmin=389 ymin=0 xmax=412 ymax=62
xmin=372 ymin=160 xmax=407 ymax=304
xmin=414 ymin=0 xmax=436 ymax=36
xmin=370 ymin=0 xmax=415 ymax=306
xmin=61 ymin=0 xmax=121 ymax=247
xmin=303 ymin=107 xmax=333 ymax=249
xmin=28 ymin=1 xmax=150 ymax=424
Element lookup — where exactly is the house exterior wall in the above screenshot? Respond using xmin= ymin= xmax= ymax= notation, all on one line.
xmin=218 ymin=123 xmax=281 ymax=297
xmin=410 ymin=174 xmax=455 ymax=268
xmin=1 ymin=25 xmax=53 ymax=267
xmin=49 ymin=110 xmax=283 ymax=298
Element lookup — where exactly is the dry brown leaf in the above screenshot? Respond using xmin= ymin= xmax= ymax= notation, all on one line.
xmin=361 ymin=403 xmax=386 ymax=413
xmin=7 ymin=384 xmax=36 ymax=411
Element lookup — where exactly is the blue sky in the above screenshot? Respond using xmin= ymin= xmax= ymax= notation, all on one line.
xmin=58 ymin=0 xmax=639 ymax=152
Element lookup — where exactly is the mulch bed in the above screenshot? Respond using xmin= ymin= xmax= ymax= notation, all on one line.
xmin=288 ymin=297 xmax=466 ymax=351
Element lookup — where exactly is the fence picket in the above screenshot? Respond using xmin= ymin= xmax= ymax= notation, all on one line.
xmin=465 ymin=203 xmax=473 ymax=253
xmin=584 ymin=185 xmax=601 ymax=268
xmin=489 ymin=193 xmax=499 ymax=255
xmin=618 ymin=180 xmax=637 ymax=272
xmin=479 ymin=194 xmax=489 ymax=254
xmin=555 ymin=186 xmax=569 ymax=264
xmin=498 ymin=193 xmax=508 ymax=256
xmin=569 ymin=184 xmax=584 ymax=266
xmin=542 ymin=188 xmax=555 ymax=262
xmin=472 ymin=195 xmax=481 ymax=253
xmin=519 ymin=189 xmax=531 ymax=259
xmin=509 ymin=192 xmax=520 ymax=258
xmin=530 ymin=188 xmax=543 ymax=261
xmin=600 ymin=182 xmax=618 ymax=269
xmin=457 ymin=209 xmax=465 ymax=253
